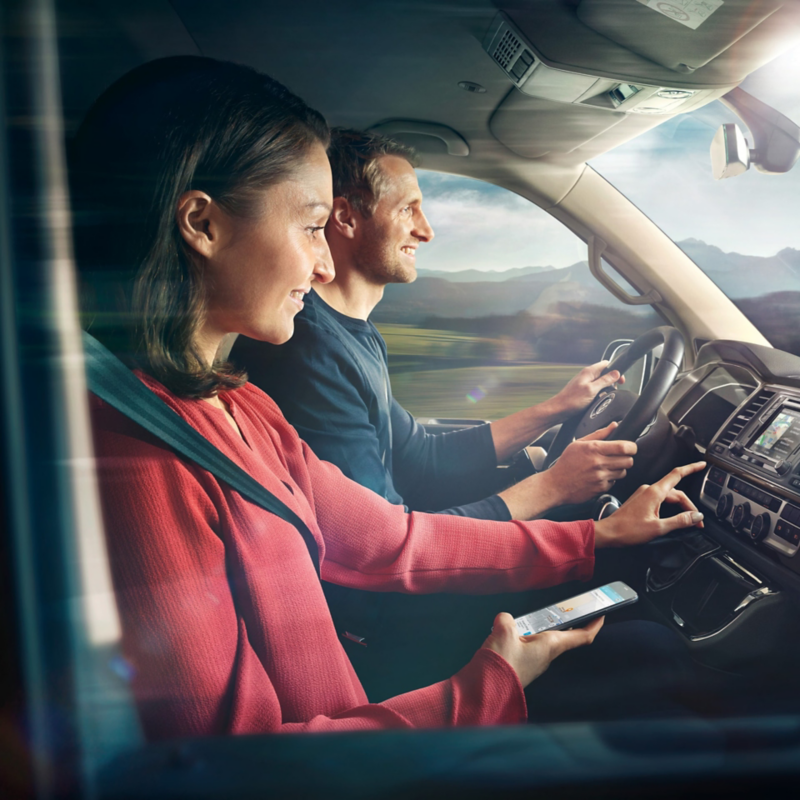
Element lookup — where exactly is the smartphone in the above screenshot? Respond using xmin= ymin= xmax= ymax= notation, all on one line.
xmin=514 ymin=581 xmax=638 ymax=636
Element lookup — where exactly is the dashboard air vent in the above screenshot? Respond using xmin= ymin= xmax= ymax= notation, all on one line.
xmin=716 ymin=389 xmax=776 ymax=448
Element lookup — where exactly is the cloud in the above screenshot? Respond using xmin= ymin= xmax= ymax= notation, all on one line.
xmin=416 ymin=172 xmax=587 ymax=272
xmin=591 ymin=100 xmax=800 ymax=259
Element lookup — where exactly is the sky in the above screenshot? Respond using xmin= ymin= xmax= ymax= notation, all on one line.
xmin=414 ymin=45 xmax=800 ymax=274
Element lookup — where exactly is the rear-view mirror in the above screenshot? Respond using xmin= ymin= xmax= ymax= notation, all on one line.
xmin=711 ymin=123 xmax=751 ymax=180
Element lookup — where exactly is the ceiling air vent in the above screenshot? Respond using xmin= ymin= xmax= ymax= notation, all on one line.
xmin=483 ymin=14 xmax=538 ymax=87
xmin=716 ymin=389 xmax=776 ymax=448
xmin=493 ymin=29 xmax=521 ymax=70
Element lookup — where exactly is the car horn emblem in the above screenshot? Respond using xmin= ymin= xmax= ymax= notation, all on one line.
xmin=590 ymin=392 xmax=616 ymax=419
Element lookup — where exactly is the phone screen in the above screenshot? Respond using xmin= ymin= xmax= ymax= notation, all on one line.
xmin=515 ymin=584 xmax=632 ymax=636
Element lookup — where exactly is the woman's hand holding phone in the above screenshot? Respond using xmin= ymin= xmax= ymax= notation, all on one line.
xmin=594 ymin=461 xmax=707 ymax=548
xmin=482 ymin=612 xmax=604 ymax=688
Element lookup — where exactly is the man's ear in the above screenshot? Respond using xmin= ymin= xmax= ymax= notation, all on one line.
xmin=176 ymin=190 xmax=224 ymax=258
xmin=326 ymin=196 xmax=359 ymax=240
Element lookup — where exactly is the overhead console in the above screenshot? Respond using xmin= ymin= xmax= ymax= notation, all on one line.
xmin=484 ymin=0 xmax=800 ymax=158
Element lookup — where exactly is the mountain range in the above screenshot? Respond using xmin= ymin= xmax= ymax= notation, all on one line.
xmin=372 ymin=240 xmax=800 ymax=325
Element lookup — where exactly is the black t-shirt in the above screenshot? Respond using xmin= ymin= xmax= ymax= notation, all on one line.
xmin=232 ymin=290 xmax=510 ymax=520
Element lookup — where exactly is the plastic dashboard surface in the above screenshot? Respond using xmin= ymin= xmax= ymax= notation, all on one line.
xmin=668 ymin=341 xmax=800 ymax=572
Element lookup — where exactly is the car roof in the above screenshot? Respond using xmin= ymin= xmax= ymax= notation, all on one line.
xmin=58 ymin=0 xmax=800 ymax=196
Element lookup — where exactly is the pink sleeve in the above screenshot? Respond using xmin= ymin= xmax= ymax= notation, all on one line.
xmin=93 ymin=406 xmax=528 ymax=735
xmin=303 ymin=443 xmax=596 ymax=594
xmin=282 ymin=650 xmax=527 ymax=732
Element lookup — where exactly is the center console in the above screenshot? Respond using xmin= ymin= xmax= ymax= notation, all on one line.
xmin=700 ymin=386 xmax=800 ymax=558
xmin=645 ymin=384 xmax=800 ymax=666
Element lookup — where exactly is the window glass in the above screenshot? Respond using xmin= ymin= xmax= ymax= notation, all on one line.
xmin=590 ymin=45 xmax=800 ymax=356
xmin=375 ymin=171 xmax=659 ymax=419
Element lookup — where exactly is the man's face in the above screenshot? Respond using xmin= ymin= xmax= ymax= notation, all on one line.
xmin=353 ymin=155 xmax=434 ymax=285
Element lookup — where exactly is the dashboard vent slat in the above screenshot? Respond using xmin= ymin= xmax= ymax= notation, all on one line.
xmin=716 ymin=389 xmax=776 ymax=448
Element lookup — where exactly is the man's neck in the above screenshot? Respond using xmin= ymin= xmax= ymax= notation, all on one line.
xmin=314 ymin=269 xmax=385 ymax=321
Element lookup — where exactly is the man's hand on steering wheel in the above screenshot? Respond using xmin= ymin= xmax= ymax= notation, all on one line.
xmin=498 ymin=421 xmax=636 ymax=519
xmin=546 ymin=360 xmax=623 ymax=420
xmin=541 ymin=421 xmax=636 ymax=505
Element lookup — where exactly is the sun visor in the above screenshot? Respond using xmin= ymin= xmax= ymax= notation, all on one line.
xmin=576 ymin=0 xmax=783 ymax=74
xmin=490 ymin=93 xmax=626 ymax=159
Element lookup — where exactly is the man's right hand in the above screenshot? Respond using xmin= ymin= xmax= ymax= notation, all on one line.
xmin=497 ymin=422 xmax=636 ymax=520
xmin=543 ymin=422 xmax=637 ymax=506
xmin=483 ymin=612 xmax=603 ymax=688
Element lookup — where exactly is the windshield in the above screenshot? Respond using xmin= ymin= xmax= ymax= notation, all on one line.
xmin=590 ymin=45 xmax=800 ymax=357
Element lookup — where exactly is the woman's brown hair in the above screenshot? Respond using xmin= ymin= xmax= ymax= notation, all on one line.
xmin=71 ymin=56 xmax=329 ymax=397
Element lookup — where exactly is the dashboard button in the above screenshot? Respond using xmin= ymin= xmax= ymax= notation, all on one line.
xmin=777 ymin=461 xmax=792 ymax=476
xmin=750 ymin=512 xmax=771 ymax=543
xmin=775 ymin=521 xmax=800 ymax=546
xmin=712 ymin=444 xmax=726 ymax=454
xmin=732 ymin=502 xmax=751 ymax=532
xmin=791 ymin=477 xmax=800 ymax=490
xmin=716 ymin=493 xmax=733 ymax=521
xmin=782 ymin=505 xmax=800 ymax=525
xmin=708 ymin=467 xmax=727 ymax=486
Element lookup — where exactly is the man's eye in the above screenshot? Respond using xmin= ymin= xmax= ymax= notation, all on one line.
xmin=307 ymin=226 xmax=325 ymax=237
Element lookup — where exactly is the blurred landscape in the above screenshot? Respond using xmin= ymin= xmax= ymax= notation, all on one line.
xmin=377 ymin=240 xmax=800 ymax=419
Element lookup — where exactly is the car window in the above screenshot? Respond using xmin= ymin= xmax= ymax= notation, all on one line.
xmin=590 ymin=45 xmax=800 ymax=357
xmin=375 ymin=171 xmax=660 ymax=420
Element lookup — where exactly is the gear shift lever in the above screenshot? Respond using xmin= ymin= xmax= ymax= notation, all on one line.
xmin=594 ymin=493 xmax=620 ymax=520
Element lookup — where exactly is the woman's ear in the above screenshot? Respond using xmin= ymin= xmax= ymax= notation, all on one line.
xmin=176 ymin=190 xmax=224 ymax=257
xmin=327 ymin=196 xmax=358 ymax=240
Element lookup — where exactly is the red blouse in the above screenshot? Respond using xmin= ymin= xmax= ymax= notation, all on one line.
xmin=90 ymin=374 xmax=595 ymax=740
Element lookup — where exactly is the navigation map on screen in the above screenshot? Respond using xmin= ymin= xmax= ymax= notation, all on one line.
xmin=751 ymin=410 xmax=800 ymax=459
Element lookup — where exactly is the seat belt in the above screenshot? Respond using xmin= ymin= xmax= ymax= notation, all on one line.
xmin=82 ymin=330 xmax=321 ymax=578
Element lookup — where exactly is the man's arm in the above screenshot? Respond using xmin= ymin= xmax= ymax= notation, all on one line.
xmin=391 ymin=401 xmax=510 ymax=516
xmin=489 ymin=361 xmax=622 ymax=463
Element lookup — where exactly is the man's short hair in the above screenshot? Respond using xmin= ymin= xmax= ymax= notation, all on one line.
xmin=328 ymin=128 xmax=417 ymax=216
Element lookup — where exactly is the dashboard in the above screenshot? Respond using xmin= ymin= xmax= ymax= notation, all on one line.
xmin=639 ymin=340 xmax=800 ymax=656
xmin=665 ymin=340 xmax=800 ymax=571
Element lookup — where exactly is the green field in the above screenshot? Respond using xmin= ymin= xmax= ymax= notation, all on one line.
xmin=376 ymin=323 xmax=582 ymax=420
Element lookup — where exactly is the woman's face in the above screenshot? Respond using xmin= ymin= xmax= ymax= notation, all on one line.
xmin=197 ymin=142 xmax=334 ymax=352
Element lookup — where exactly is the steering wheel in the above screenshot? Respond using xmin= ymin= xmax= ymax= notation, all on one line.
xmin=543 ymin=326 xmax=685 ymax=469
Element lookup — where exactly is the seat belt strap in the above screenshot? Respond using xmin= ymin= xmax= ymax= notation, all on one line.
xmin=82 ymin=330 xmax=321 ymax=578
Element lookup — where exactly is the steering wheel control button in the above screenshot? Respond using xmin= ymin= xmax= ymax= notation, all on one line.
xmin=750 ymin=512 xmax=771 ymax=543
xmin=732 ymin=502 xmax=751 ymax=531
xmin=716 ymin=493 xmax=733 ymax=520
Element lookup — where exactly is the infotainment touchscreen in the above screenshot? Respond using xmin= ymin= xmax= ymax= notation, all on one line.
xmin=750 ymin=408 xmax=800 ymax=460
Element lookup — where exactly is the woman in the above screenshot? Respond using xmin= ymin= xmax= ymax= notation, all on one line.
xmin=72 ymin=56 xmax=705 ymax=739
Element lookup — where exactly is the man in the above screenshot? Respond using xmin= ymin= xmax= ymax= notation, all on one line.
xmin=230 ymin=129 xmax=638 ymax=699
xmin=232 ymin=128 xmax=634 ymax=523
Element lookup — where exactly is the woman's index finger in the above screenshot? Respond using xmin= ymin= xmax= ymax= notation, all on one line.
xmin=654 ymin=461 xmax=707 ymax=494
